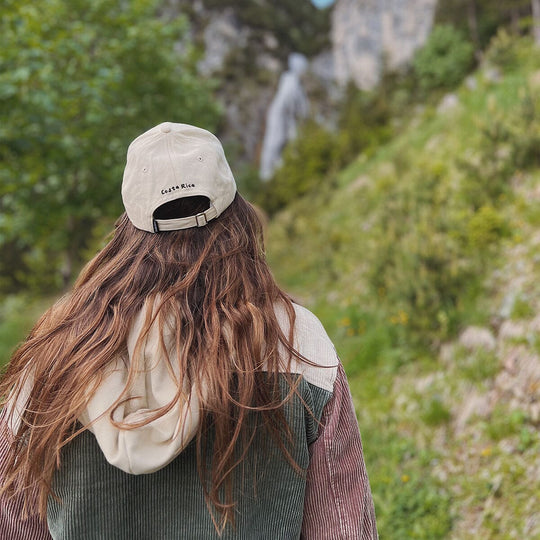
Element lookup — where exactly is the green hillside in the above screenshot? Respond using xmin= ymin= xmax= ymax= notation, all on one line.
xmin=266 ymin=35 xmax=540 ymax=539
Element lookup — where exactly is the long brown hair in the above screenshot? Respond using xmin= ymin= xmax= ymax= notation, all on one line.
xmin=0 ymin=194 xmax=307 ymax=532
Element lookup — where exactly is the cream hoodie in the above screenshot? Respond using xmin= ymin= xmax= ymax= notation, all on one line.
xmin=79 ymin=302 xmax=338 ymax=475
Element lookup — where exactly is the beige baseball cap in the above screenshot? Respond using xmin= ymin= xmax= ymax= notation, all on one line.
xmin=122 ymin=122 xmax=237 ymax=232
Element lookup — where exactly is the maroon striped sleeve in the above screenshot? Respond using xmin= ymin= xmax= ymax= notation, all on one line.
xmin=0 ymin=422 xmax=52 ymax=540
xmin=301 ymin=362 xmax=378 ymax=539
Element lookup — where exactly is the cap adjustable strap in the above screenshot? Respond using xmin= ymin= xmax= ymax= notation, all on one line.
xmin=152 ymin=204 xmax=219 ymax=232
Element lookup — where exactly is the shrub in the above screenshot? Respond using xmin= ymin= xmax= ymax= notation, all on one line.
xmin=467 ymin=206 xmax=509 ymax=249
xmin=483 ymin=28 xmax=538 ymax=73
xmin=0 ymin=0 xmax=221 ymax=292
xmin=458 ymin=86 xmax=540 ymax=209
xmin=258 ymin=121 xmax=340 ymax=214
xmin=484 ymin=28 xmax=520 ymax=70
xmin=363 ymin=159 xmax=480 ymax=345
xmin=413 ymin=25 xmax=475 ymax=91
xmin=335 ymin=83 xmax=393 ymax=164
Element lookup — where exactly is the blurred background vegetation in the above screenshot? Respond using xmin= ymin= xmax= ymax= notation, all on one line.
xmin=1 ymin=0 xmax=540 ymax=538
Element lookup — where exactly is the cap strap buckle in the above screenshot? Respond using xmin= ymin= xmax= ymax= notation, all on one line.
xmin=195 ymin=212 xmax=208 ymax=227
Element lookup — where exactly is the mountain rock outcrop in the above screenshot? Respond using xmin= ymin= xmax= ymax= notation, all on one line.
xmin=164 ymin=0 xmax=440 ymax=170
xmin=332 ymin=0 xmax=438 ymax=89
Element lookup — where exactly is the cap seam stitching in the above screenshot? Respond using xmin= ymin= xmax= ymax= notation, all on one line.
xmin=165 ymin=132 xmax=178 ymax=186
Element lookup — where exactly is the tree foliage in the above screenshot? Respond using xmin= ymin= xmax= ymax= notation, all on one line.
xmin=413 ymin=25 xmax=475 ymax=91
xmin=202 ymin=0 xmax=330 ymax=60
xmin=435 ymin=0 xmax=532 ymax=50
xmin=0 ymin=0 xmax=220 ymax=292
xmin=258 ymin=120 xmax=340 ymax=215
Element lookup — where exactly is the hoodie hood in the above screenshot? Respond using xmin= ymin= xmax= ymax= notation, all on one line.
xmin=79 ymin=302 xmax=338 ymax=476
xmin=79 ymin=307 xmax=200 ymax=475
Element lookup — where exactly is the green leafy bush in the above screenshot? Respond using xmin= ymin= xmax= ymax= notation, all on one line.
xmin=335 ymin=83 xmax=394 ymax=165
xmin=483 ymin=27 xmax=539 ymax=73
xmin=458 ymin=86 xmax=540 ymax=210
xmin=258 ymin=121 xmax=340 ymax=214
xmin=484 ymin=28 xmax=521 ymax=69
xmin=466 ymin=205 xmax=509 ymax=249
xmin=413 ymin=25 xmax=475 ymax=91
xmin=362 ymin=159 xmax=478 ymax=343
xmin=0 ymin=0 xmax=221 ymax=293
xmin=202 ymin=0 xmax=330 ymax=59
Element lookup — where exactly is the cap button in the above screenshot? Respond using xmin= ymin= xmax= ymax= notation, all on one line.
xmin=161 ymin=123 xmax=171 ymax=133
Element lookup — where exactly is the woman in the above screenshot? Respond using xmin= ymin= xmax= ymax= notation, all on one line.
xmin=0 ymin=122 xmax=377 ymax=539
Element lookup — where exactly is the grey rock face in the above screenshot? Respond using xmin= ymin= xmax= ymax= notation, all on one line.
xmin=437 ymin=93 xmax=460 ymax=114
xmin=197 ymin=9 xmax=249 ymax=76
xmin=332 ymin=0 xmax=438 ymax=89
xmin=310 ymin=50 xmax=336 ymax=86
xmin=163 ymin=1 xmax=331 ymax=169
xmin=459 ymin=326 xmax=497 ymax=352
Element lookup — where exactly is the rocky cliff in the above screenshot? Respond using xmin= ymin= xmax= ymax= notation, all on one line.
xmin=164 ymin=0 xmax=333 ymax=170
xmin=164 ymin=0 xmax=439 ymax=171
xmin=332 ymin=0 xmax=438 ymax=89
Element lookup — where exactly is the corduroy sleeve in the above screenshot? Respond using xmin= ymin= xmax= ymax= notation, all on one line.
xmin=0 ymin=422 xmax=52 ymax=540
xmin=301 ymin=362 xmax=378 ymax=540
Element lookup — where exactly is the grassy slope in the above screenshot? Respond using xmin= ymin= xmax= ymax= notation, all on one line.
xmin=267 ymin=42 xmax=540 ymax=538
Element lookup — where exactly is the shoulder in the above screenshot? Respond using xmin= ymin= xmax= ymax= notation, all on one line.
xmin=290 ymin=303 xmax=330 ymax=337
xmin=275 ymin=301 xmax=338 ymax=393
